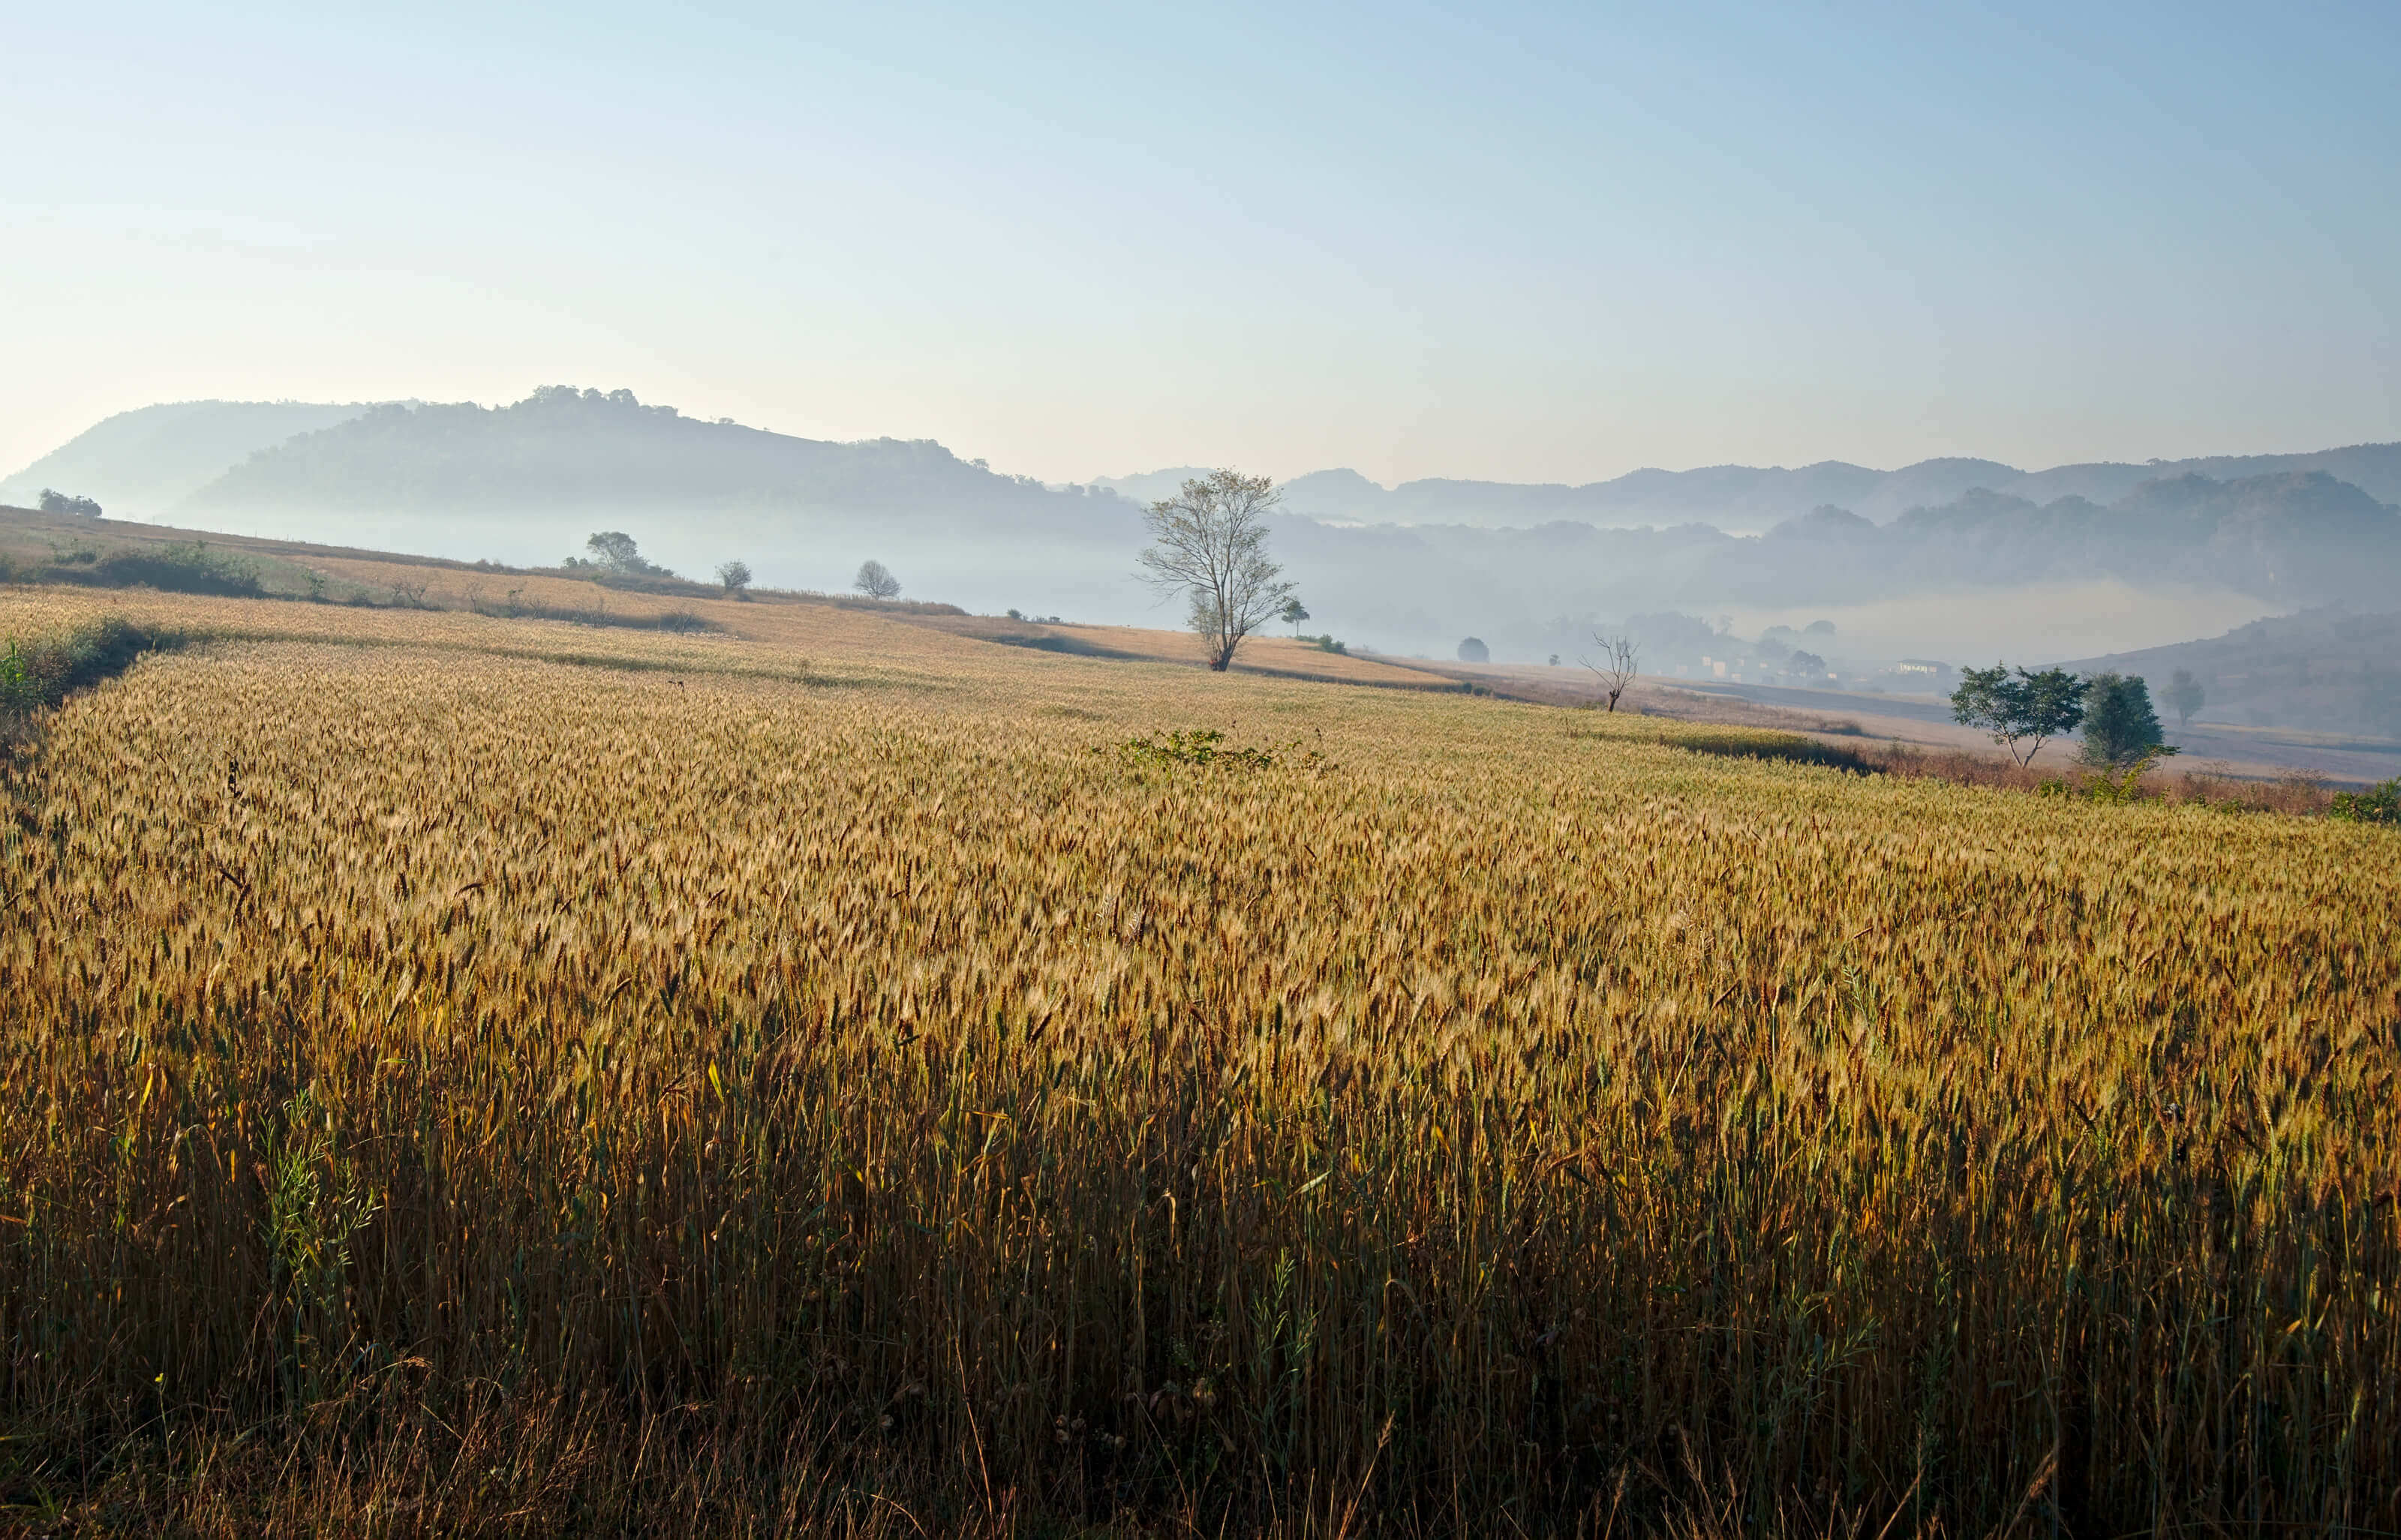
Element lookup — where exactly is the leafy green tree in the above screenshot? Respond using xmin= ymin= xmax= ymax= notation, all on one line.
xmin=1951 ymin=664 xmax=2088 ymax=767
xmin=715 ymin=559 xmax=753 ymax=597
xmin=1281 ymin=598 xmax=1310 ymax=635
xmin=579 ymin=531 xmax=670 ymax=576
xmin=2079 ymin=673 xmax=2176 ymax=769
xmin=2330 ymin=777 xmax=2401 ymax=824
xmin=2162 ymin=668 xmax=2204 ymax=727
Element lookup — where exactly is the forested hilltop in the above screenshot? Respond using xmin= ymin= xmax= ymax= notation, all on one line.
xmin=186 ymin=386 xmax=1130 ymax=536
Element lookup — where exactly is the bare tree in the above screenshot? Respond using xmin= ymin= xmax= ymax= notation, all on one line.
xmin=715 ymin=559 xmax=752 ymax=598
xmin=1137 ymin=470 xmax=1294 ymax=671
xmin=854 ymin=560 xmax=900 ymax=600
xmin=1582 ymin=633 xmax=1640 ymax=712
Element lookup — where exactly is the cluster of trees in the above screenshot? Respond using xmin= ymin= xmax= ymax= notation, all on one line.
xmin=558 ymin=534 xmax=909 ymax=605
xmin=1951 ymin=665 xmax=2182 ymax=770
xmin=565 ymin=531 xmax=675 ymax=578
xmin=38 ymin=489 xmax=102 ymax=518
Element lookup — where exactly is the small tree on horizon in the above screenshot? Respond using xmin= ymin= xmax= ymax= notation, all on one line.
xmin=579 ymin=531 xmax=671 ymax=577
xmin=854 ymin=560 xmax=901 ymax=600
xmin=1282 ymin=598 xmax=1311 ymax=636
xmin=715 ymin=560 xmax=753 ymax=598
xmin=1951 ymin=664 xmax=2088 ymax=767
xmin=1582 ymin=634 xmax=1640 ymax=712
xmin=1136 ymin=470 xmax=1294 ymax=671
xmin=2163 ymin=668 xmax=2204 ymax=728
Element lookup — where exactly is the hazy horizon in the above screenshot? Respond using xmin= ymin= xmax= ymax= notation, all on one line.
xmin=8 ymin=2 xmax=2397 ymax=488
xmin=15 ymin=390 xmax=2401 ymax=504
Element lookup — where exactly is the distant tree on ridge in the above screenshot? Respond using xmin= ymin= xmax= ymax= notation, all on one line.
xmin=855 ymin=560 xmax=901 ymax=600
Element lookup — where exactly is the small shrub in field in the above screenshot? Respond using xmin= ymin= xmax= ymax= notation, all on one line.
xmin=1114 ymin=728 xmax=1282 ymax=770
xmin=1109 ymin=728 xmax=1331 ymax=774
xmin=77 ymin=542 xmax=264 ymax=597
xmin=2331 ymin=777 xmax=2401 ymax=825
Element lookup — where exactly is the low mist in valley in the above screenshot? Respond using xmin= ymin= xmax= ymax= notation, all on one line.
xmin=8 ymin=385 xmax=2400 ymax=739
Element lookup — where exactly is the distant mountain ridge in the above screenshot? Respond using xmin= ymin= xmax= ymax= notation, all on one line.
xmin=10 ymin=388 xmax=2399 ymax=668
xmin=1101 ymin=444 xmax=2401 ymax=533
xmin=1724 ymin=470 xmax=2401 ymax=609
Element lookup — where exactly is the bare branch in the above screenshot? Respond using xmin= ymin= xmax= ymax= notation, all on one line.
xmin=1136 ymin=470 xmax=1295 ymax=671
xmin=1581 ymin=633 xmax=1640 ymax=713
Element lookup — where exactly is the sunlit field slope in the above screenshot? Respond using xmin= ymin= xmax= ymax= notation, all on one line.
xmin=2 ymin=587 xmax=2397 ymax=1536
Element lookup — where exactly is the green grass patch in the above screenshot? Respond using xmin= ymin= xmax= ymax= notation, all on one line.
xmin=42 ymin=542 xmax=266 ymax=597
xmin=1 ymin=617 xmax=186 ymax=725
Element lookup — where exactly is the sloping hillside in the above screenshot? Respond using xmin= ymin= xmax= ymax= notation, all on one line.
xmin=2063 ymin=610 xmax=2401 ymax=739
xmin=185 ymin=386 xmax=1138 ymax=535
xmin=0 ymin=399 xmax=368 ymax=518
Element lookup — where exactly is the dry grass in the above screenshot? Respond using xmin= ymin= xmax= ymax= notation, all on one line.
xmin=2 ymin=587 xmax=2397 ymax=1536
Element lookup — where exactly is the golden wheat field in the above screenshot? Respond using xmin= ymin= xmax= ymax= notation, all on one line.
xmin=2 ymin=583 xmax=2398 ymax=1537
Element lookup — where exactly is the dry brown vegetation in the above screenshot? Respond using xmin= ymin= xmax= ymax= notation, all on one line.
xmin=1 ymin=584 xmax=2397 ymax=1537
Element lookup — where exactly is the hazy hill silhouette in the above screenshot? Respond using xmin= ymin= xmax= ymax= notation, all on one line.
xmin=187 ymin=387 xmax=1134 ymax=539
xmin=2062 ymin=611 xmax=2401 ymax=739
xmin=1701 ymin=471 xmax=2401 ymax=608
xmin=1104 ymin=444 xmax=2401 ymax=533
xmin=12 ymin=388 xmax=2401 ymax=665
xmin=0 ymin=400 xmax=369 ymax=518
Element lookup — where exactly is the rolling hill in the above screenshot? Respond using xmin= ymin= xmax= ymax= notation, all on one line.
xmin=0 ymin=399 xmax=369 ymax=518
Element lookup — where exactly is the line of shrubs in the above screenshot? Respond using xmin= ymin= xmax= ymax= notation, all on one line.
xmin=1 ymin=541 xmax=263 ymax=597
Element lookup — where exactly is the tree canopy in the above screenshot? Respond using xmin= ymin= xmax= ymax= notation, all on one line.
xmin=573 ymin=531 xmax=672 ymax=578
xmin=1950 ymin=665 xmax=2088 ymax=767
xmin=2080 ymin=673 xmax=2175 ymax=769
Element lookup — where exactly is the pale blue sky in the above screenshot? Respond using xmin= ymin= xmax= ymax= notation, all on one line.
xmin=5 ymin=1 xmax=2396 ymax=486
